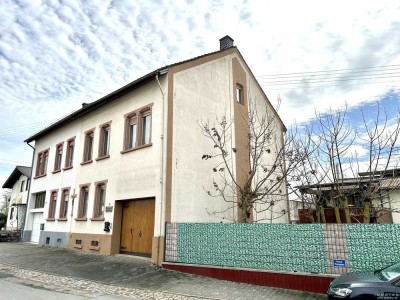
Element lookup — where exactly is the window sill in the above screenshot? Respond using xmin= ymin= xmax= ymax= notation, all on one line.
xmin=63 ymin=166 xmax=73 ymax=171
xmin=34 ymin=174 xmax=47 ymax=179
xmin=89 ymin=246 xmax=100 ymax=251
xmin=46 ymin=218 xmax=55 ymax=222
xmin=52 ymin=169 xmax=61 ymax=174
xmin=95 ymin=155 xmax=110 ymax=161
xmin=57 ymin=218 xmax=68 ymax=221
xmin=121 ymin=143 xmax=152 ymax=154
xmin=80 ymin=160 xmax=93 ymax=166
xmin=74 ymin=244 xmax=83 ymax=249
xmin=90 ymin=217 xmax=105 ymax=221
xmin=75 ymin=217 xmax=87 ymax=221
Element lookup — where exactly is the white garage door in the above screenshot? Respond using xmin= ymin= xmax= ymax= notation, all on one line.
xmin=30 ymin=212 xmax=43 ymax=243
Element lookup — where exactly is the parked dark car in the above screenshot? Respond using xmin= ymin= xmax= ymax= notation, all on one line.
xmin=328 ymin=262 xmax=400 ymax=299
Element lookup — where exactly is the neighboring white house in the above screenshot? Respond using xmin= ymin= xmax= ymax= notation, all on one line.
xmin=2 ymin=166 xmax=31 ymax=231
xmin=23 ymin=36 xmax=287 ymax=265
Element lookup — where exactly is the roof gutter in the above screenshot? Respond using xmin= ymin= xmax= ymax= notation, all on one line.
xmin=22 ymin=141 xmax=35 ymax=241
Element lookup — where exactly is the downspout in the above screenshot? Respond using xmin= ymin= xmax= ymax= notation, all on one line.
xmin=155 ymin=73 xmax=166 ymax=265
xmin=23 ymin=142 xmax=35 ymax=241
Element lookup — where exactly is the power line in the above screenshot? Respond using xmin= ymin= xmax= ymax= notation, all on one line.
xmin=256 ymin=64 xmax=400 ymax=78
xmin=258 ymin=74 xmax=400 ymax=86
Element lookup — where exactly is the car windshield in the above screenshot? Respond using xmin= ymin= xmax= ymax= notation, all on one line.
xmin=377 ymin=262 xmax=400 ymax=281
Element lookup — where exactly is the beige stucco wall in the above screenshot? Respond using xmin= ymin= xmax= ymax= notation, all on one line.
xmin=170 ymin=53 xmax=288 ymax=223
xmin=26 ymin=76 xmax=168 ymax=242
xmin=26 ymin=121 xmax=80 ymax=232
xmin=73 ymin=77 xmax=167 ymax=237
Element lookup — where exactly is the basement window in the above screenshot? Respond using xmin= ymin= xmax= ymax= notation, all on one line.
xmin=89 ymin=240 xmax=100 ymax=251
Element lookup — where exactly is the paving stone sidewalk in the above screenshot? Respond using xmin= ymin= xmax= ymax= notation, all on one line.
xmin=0 ymin=243 xmax=326 ymax=300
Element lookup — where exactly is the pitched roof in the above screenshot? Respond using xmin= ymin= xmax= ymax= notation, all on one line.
xmin=2 ymin=166 xmax=32 ymax=189
xmin=25 ymin=44 xmax=285 ymax=142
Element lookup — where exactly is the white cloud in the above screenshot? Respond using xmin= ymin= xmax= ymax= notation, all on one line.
xmin=1 ymin=0 xmax=400 ymax=189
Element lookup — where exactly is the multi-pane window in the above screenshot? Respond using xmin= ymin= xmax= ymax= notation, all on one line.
xmin=59 ymin=188 xmax=70 ymax=219
xmin=236 ymin=84 xmax=243 ymax=104
xmin=77 ymin=185 xmax=90 ymax=218
xmin=34 ymin=192 xmax=46 ymax=208
xmin=54 ymin=143 xmax=63 ymax=171
xmin=93 ymin=182 xmax=107 ymax=219
xmin=83 ymin=130 xmax=94 ymax=162
xmin=98 ymin=123 xmax=111 ymax=158
xmin=35 ymin=149 xmax=49 ymax=177
xmin=20 ymin=180 xmax=25 ymax=192
xmin=65 ymin=137 xmax=75 ymax=168
xmin=123 ymin=104 xmax=153 ymax=151
xmin=48 ymin=190 xmax=58 ymax=219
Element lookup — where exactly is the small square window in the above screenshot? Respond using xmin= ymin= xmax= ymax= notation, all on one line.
xmin=91 ymin=240 xmax=99 ymax=247
xmin=34 ymin=192 xmax=46 ymax=208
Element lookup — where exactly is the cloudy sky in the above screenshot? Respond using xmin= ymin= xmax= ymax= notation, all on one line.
xmin=1 ymin=0 xmax=400 ymax=190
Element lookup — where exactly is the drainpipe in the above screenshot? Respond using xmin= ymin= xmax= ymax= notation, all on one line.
xmin=155 ymin=72 xmax=166 ymax=265
xmin=23 ymin=142 xmax=35 ymax=241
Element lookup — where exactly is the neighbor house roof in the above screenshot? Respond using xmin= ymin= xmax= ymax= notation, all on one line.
xmin=2 ymin=166 xmax=32 ymax=189
xmin=25 ymin=44 xmax=285 ymax=143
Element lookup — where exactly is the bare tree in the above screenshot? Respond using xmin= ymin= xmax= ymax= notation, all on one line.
xmin=296 ymin=103 xmax=400 ymax=224
xmin=0 ymin=189 xmax=11 ymax=215
xmin=200 ymin=100 xmax=310 ymax=223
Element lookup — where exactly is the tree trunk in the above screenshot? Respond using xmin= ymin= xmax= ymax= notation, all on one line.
xmin=334 ymin=206 xmax=341 ymax=224
xmin=343 ymin=198 xmax=351 ymax=223
xmin=363 ymin=201 xmax=371 ymax=224
xmin=319 ymin=207 xmax=326 ymax=223
xmin=316 ymin=206 xmax=321 ymax=223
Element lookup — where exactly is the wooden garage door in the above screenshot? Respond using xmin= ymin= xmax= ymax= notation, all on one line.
xmin=120 ymin=199 xmax=155 ymax=256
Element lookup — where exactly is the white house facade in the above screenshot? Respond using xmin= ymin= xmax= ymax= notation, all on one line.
xmin=2 ymin=166 xmax=31 ymax=231
xmin=23 ymin=37 xmax=288 ymax=264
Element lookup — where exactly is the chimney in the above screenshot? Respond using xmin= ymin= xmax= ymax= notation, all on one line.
xmin=219 ymin=35 xmax=234 ymax=50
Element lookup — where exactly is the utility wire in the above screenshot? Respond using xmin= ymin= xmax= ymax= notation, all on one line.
xmin=256 ymin=64 xmax=400 ymax=78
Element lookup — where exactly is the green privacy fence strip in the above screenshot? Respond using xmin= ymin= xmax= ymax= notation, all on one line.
xmin=346 ymin=224 xmax=400 ymax=271
xmin=176 ymin=223 xmax=328 ymax=274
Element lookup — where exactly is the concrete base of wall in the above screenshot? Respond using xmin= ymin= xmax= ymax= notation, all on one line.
xmin=151 ymin=236 xmax=164 ymax=266
xmin=163 ymin=263 xmax=335 ymax=294
xmin=68 ymin=232 xmax=112 ymax=255
xmin=40 ymin=231 xmax=69 ymax=248
xmin=21 ymin=230 xmax=31 ymax=242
